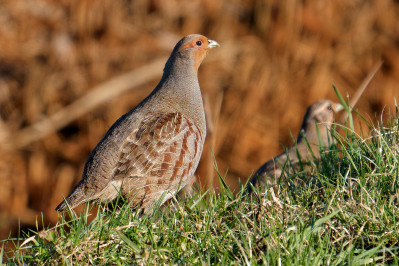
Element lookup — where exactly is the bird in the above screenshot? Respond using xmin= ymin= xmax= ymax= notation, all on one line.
xmin=248 ymin=100 xmax=343 ymax=189
xmin=56 ymin=34 xmax=220 ymax=213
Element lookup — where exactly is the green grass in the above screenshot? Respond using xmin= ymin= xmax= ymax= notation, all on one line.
xmin=2 ymin=107 xmax=399 ymax=264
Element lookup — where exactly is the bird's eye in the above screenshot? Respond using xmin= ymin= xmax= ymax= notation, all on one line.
xmin=196 ymin=40 xmax=202 ymax=46
xmin=327 ymin=105 xmax=333 ymax=111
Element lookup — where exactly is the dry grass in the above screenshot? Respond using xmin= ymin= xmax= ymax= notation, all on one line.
xmin=0 ymin=0 xmax=398 ymax=238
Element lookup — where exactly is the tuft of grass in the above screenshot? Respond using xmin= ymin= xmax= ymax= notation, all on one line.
xmin=1 ymin=111 xmax=399 ymax=264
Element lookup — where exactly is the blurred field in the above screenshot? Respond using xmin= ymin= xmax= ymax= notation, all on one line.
xmin=0 ymin=0 xmax=398 ymax=239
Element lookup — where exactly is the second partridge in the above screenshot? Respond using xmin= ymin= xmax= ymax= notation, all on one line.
xmin=249 ymin=100 xmax=343 ymax=188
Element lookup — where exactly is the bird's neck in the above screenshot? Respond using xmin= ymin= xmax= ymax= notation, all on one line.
xmin=162 ymin=52 xmax=198 ymax=79
xmin=297 ymin=122 xmax=331 ymax=147
xmin=154 ymin=54 xmax=206 ymax=134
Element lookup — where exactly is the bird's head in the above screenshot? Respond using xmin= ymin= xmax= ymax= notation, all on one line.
xmin=298 ymin=99 xmax=343 ymax=145
xmin=172 ymin=34 xmax=220 ymax=72
xmin=309 ymin=100 xmax=343 ymax=127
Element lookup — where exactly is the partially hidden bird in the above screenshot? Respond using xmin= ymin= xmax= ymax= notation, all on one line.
xmin=248 ymin=100 xmax=343 ymax=189
xmin=56 ymin=34 xmax=220 ymax=213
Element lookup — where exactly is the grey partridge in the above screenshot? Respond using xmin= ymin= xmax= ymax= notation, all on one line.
xmin=249 ymin=100 xmax=343 ymax=188
xmin=56 ymin=34 xmax=219 ymax=213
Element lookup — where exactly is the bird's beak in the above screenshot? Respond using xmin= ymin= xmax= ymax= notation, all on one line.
xmin=334 ymin=103 xmax=344 ymax=112
xmin=208 ymin=39 xmax=220 ymax=48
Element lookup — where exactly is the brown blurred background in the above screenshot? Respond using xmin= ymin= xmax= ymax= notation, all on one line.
xmin=0 ymin=0 xmax=398 ymax=239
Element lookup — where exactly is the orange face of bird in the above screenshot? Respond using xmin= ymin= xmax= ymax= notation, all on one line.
xmin=314 ymin=101 xmax=343 ymax=127
xmin=178 ymin=35 xmax=220 ymax=71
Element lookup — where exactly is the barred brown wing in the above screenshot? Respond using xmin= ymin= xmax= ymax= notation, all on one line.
xmin=112 ymin=112 xmax=203 ymax=210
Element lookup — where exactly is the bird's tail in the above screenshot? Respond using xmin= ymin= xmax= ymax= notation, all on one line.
xmin=55 ymin=182 xmax=87 ymax=212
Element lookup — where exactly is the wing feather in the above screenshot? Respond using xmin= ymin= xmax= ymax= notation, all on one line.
xmin=111 ymin=112 xmax=203 ymax=210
